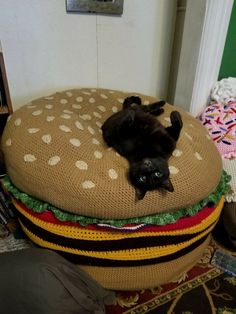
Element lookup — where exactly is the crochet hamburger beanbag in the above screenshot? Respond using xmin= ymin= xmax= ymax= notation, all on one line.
xmin=2 ymin=88 xmax=222 ymax=218
xmin=1 ymin=88 xmax=227 ymax=290
xmin=3 ymin=175 xmax=228 ymax=290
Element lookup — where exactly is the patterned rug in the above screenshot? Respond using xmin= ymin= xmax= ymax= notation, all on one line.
xmin=105 ymin=230 xmax=236 ymax=314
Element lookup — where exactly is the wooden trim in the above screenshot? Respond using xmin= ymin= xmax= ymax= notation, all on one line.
xmin=0 ymin=52 xmax=12 ymax=114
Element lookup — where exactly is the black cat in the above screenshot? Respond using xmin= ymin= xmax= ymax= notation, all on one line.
xmin=102 ymin=96 xmax=183 ymax=200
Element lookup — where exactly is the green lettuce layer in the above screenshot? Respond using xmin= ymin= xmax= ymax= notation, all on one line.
xmin=2 ymin=171 xmax=231 ymax=227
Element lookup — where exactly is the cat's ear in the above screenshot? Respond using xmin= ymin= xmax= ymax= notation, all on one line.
xmin=135 ymin=188 xmax=147 ymax=201
xmin=161 ymin=178 xmax=174 ymax=192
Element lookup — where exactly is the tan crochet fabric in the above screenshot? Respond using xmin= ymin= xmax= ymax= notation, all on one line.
xmin=1 ymin=88 xmax=222 ymax=219
xmin=80 ymin=235 xmax=211 ymax=290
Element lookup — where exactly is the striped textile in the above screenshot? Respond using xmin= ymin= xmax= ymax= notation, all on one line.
xmin=12 ymin=196 xmax=224 ymax=267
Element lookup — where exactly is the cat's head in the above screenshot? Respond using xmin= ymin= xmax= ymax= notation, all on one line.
xmin=129 ymin=157 xmax=174 ymax=200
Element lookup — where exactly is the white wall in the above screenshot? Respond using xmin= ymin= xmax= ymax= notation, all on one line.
xmin=0 ymin=0 xmax=176 ymax=111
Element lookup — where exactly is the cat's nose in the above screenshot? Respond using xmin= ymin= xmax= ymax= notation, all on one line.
xmin=143 ymin=158 xmax=152 ymax=168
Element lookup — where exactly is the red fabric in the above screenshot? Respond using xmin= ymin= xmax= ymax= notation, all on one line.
xmin=13 ymin=197 xmax=216 ymax=234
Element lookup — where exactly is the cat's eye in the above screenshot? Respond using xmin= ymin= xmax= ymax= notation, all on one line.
xmin=154 ymin=171 xmax=163 ymax=178
xmin=139 ymin=175 xmax=146 ymax=182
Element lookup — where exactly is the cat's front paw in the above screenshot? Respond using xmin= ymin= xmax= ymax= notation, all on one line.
xmin=144 ymin=100 xmax=166 ymax=116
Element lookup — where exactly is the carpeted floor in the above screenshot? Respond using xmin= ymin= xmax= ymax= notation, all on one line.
xmin=105 ymin=220 xmax=236 ymax=314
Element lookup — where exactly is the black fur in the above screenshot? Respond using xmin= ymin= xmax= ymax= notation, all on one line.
xmin=102 ymin=96 xmax=183 ymax=200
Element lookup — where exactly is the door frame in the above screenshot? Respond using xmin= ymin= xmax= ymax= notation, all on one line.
xmin=173 ymin=0 xmax=234 ymax=116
